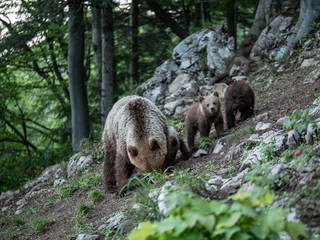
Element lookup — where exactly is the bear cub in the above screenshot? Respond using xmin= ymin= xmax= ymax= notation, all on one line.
xmin=224 ymin=80 xmax=255 ymax=129
xmin=185 ymin=91 xmax=224 ymax=153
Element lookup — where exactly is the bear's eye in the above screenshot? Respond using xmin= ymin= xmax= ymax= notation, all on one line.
xmin=213 ymin=102 xmax=216 ymax=105
xmin=207 ymin=104 xmax=209 ymax=107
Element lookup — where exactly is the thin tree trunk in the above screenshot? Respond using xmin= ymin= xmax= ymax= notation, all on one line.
xmin=68 ymin=0 xmax=89 ymax=152
xmin=145 ymin=0 xmax=188 ymax=39
xmin=91 ymin=2 xmax=103 ymax=128
xmin=227 ymin=0 xmax=237 ymax=50
xmin=129 ymin=0 xmax=139 ymax=91
xmin=101 ymin=0 xmax=115 ymax=127
xmin=180 ymin=0 xmax=189 ymax=32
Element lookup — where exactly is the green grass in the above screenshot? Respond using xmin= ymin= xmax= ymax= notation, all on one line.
xmin=78 ymin=172 xmax=101 ymax=189
xmin=56 ymin=180 xmax=77 ymax=198
xmin=76 ymin=203 xmax=91 ymax=216
xmin=31 ymin=217 xmax=52 ymax=233
xmin=88 ymin=190 xmax=103 ymax=204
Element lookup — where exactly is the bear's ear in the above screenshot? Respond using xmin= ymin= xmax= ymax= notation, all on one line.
xmin=198 ymin=96 xmax=205 ymax=103
xmin=171 ymin=136 xmax=178 ymax=148
xmin=128 ymin=145 xmax=139 ymax=158
xmin=213 ymin=91 xmax=219 ymax=97
xmin=149 ymin=137 xmax=161 ymax=151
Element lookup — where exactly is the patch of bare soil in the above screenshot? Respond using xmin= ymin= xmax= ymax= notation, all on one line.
xmin=1 ymin=52 xmax=320 ymax=240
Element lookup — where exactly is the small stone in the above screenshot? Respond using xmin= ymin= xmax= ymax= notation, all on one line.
xmin=193 ymin=149 xmax=207 ymax=158
xmin=107 ymin=212 xmax=124 ymax=230
xmin=76 ymin=234 xmax=99 ymax=240
xmin=253 ymin=112 xmax=270 ymax=122
xmin=255 ymin=122 xmax=272 ymax=131
xmin=212 ymin=141 xmax=224 ymax=154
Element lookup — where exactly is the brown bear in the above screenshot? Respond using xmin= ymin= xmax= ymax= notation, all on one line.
xmin=168 ymin=126 xmax=191 ymax=161
xmin=224 ymin=80 xmax=255 ymax=129
xmin=185 ymin=91 xmax=224 ymax=153
xmin=102 ymin=95 xmax=187 ymax=194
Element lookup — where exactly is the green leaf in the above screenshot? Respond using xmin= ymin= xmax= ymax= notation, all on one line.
xmin=164 ymin=192 xmax=188 ymax=213
xmin=285 ymin=221 xmax=308 ymax=240
xmin=127 ymin=221 xmax=153 ymax=240
xmin=258 ymin=208 xmax=287 ymax=236
xmin=210 ymin=201 xmax=228 ymax=216
xmin=216 ymin=211 xmax=242 ymax=229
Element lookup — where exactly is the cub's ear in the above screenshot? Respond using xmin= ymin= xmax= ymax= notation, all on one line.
xmin=128 ymin=145 xmax=138 ymax=158
xmin=171 ymin=136 xmax=178 ymax=148
xmin=149 ymin=137 xmax=161 ymax=151
xmin=198 ymin=96 xmax=205 ymax=103
xmin=213 ymin=91 xmax=219 ymax=97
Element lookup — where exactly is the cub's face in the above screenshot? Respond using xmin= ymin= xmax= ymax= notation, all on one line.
xmin=199 ymin=91 xmax=220 ymax=115
xmin=127 ymin=137 xmax=167 ymax=173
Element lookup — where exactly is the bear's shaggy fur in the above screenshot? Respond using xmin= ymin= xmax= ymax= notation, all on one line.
xmin=185 ymin=91 xmax=224 ymax=153
xmin=103 ymin=95 xmax=182 ymax=193
xmin=224 ymin=80 xmax=255 ymax=129
xmin=168 ymin=126 xmax=191 ymax=161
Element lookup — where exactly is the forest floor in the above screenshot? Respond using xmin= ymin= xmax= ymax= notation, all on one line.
xmin=1 ymin=49 xmax=320 ymax=239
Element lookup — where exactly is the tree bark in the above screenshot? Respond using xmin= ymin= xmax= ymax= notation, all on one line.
xmin=68 ymin=0 xmax=89 ymax=152
xmin=226 ymin=0 xmax=237 ymax=50
xmin=145 ymin=0 xmax=188 ymax=39
xmin=129 ymin=0 xmax=139 ymax=91
xmin=91 ymin=2 xmax=103 ymax=128
xmin=101 ymin=0 xmax=115 ymax=127
xmin=287 ymin=0 xmax=320 ymax=47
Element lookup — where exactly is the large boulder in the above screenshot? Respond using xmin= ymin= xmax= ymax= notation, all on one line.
xmin=135 ymin=26 xmax=234 ymax=116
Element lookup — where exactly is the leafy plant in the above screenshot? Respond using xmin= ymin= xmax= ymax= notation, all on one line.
xmin=44 ymin=198 xmax=55 ymax=208
xmin=127 ymin=186 xmax=307 ymax=240
xmin=76 ymin=203 xmax=92 ymax=216
xmin=168 ymin=116 xmax=185 ymax=131
xmin=12 ymin=216 xmax=24 ymax=227
xmin=197 ymin=136 xmax=213 ymax=149
xmin=56 ymin=179 xmax=77 ymax=198
xmin=88 ymin=190 xmax=103 ymax=204
xmin=31 ymin=217 xmax=52 ymax=233
xmin=244 ymin=125 xmax=254 ymax=134
xmin=259 ymin=140 xmax=278 ymax=162
xmin=284 ymin=108 xmax=314 ymax=134
xmin=71 ymin=216 xmax=91 ymax=234
xmin=78 ymin=172 xmax=101 ymax=189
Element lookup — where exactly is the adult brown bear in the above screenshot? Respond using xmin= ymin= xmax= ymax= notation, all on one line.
xmin=102 ymin=95 xmax=190 ymax=194
xmin=185 ymin=91 xmax=224 ymax=153
xmin=224 ymin=80 xmax=255 ymax=129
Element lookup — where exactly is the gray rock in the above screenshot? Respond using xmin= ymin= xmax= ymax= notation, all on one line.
xmin=212 ymin=140 xmax=224 ymax=154
xmin=276 ymin=116 xmax=290 ymax=127
xmin=76 ymin=234 xmax=99 ymax=240
xmin=193 ymin=149 xmax=207 ymax=158
xmin=305 ymin=123 xmax=317 ymax=145
xmin=253 ymin=112 xmax=270 ymax=122
xmin=286 ymin=129 xmax=300 ymax=149
xmin=270 ymin=163 xmax=286 ymax=176
xmin=250 ymin=16 xmax=294 ymax=61
xmin=168 ymin=73 xmax=191 ymax=93
xmin=255 ymin=122 xmax=272 ymax=131
xmin=157 ymin=181 xmax=176 ymax=216
xmin=0 ymin=190 xmax=17 ymax=202
xmin=67 ymin=154 xmax=94 ymax=178
xmin=107 ymin=212 xmax=124 ymax=230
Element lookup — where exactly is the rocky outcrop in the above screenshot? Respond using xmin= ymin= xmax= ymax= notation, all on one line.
xmin=135 ymin=26 xmax=234 ymax=116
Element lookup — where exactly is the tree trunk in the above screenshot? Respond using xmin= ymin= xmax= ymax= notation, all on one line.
xmin=180 ymin=0 xmax=189 ymax=32
xmin=145 ymin=0 xmax=188 ymax=39
xmin=101 ymin=0 xmax=115 ymax=127
xmin=91 ymin=2 xmax=103 ymax=129
xmin=287 ymin=0 xmax=320 ymax=47
xmin=236 ymin=0 xmax=280 ymax=58
xmin=226 ymin=0 xmax=237 ymax=50
xmin=68 ymin=0 xmax=89 ymax=152
xmin=129 ymin=0 xmax=139 ymax=91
